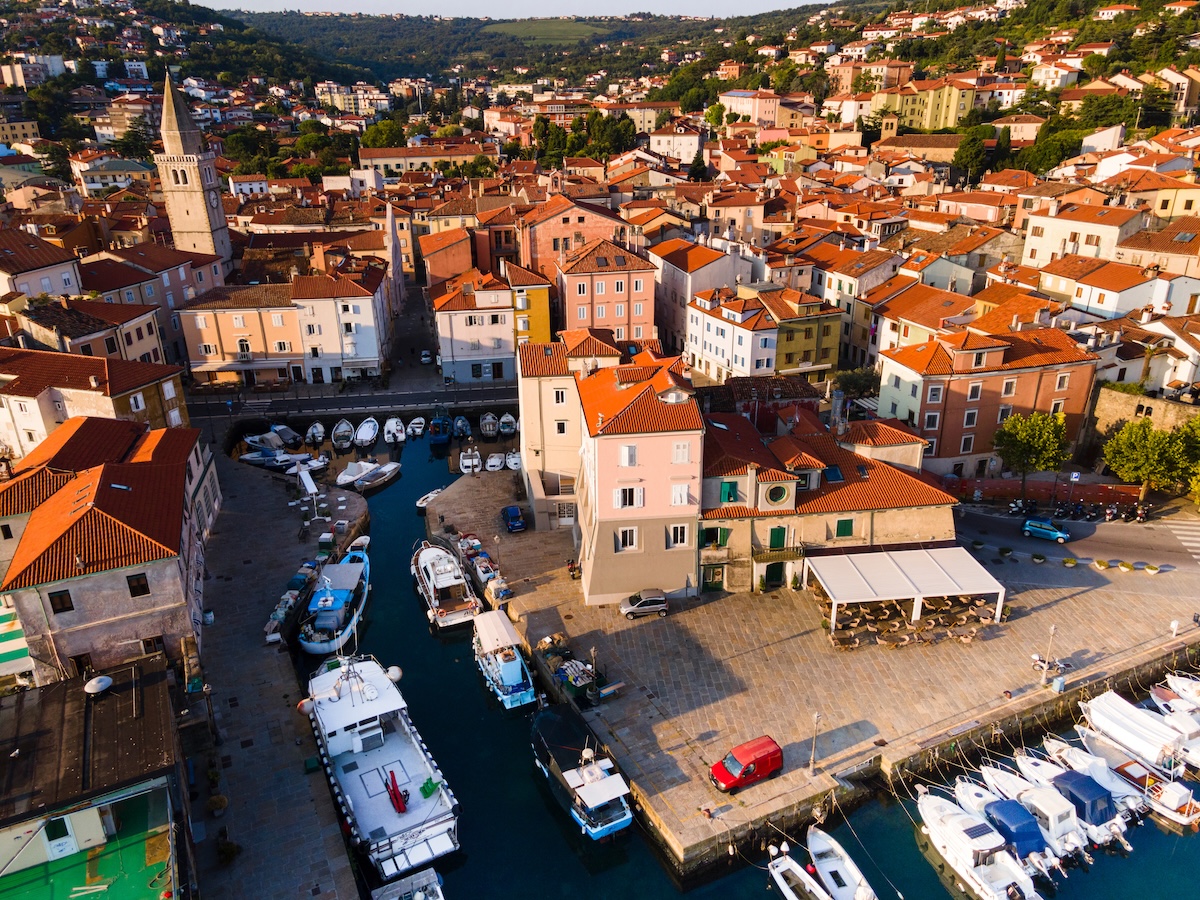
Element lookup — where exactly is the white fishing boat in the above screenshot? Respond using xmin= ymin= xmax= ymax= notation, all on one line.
xmin=1042 ymin=737 xmax=1149 ymax=819
xmin=331 ymin=418 xmax=354 ymax=451
xmin=297 ymin=536 xmax=371 ymax=655
xmin=505 ymin=450 xmax=521 ymax=470
xmin=354 ymin=416 xmax=380 ymax=449
xmin=285 ymin=453 xmax=329 ymax=476
xmin=1166 ymin=671 xmax=1200 ymax=705
xmin=979 ymin=765 xmax=1090 ymax=862
xmin=415 ymin=487 xmax=444 ymax=514
xmin=485 ymin=452 xmax=505 ymax=472
xmin=372 ymin=868 xmax=446 ymax=900
xmin=384 ymin=417 xmax=406 ymax=445
xmin=1151 ymin=684 xmax=1200 ymax=717
xmin=498 ymin=412 xmax=517 ymax=437
xmin=915 ymin=787 xmax=1043 ymax=900
xmin=243 ymin=430 xmax=285 ymax=451
xmin=953 ymin=777 xmax=1061 ymax=882
xmin=1012 ymin=750 xmax=1129 ymax=849
xmin=337 ymin=459 xmax=379 ymax=488
xmin=479 ymin=412 xmax=499 ymax=440
xmin=473 ymin=610 xmax=536 ymax=709
xmin=305 ymin=421 xmax=325 ymax=447
xmin=1076 ymin=724 xmax=1200 ymax=827
xmin=354 ymin=461 xmax=401 ymax=493
xmin=240 ymin=448 xmax=310 ymax=468
xmin=301 ymin=655 xmax=460 ymax=882
xmin=459 ymin=447 xmax=481 ymax=474
xmin=407 ymin=417 xmax=426 ymax=438
xmin=410 ymin=541 xmax=481 ymax=628
xmin=807 ymin=826 xmax=879 ymax=900
xmin=1081 ymin=691 xmax=1189 ymax=777
xmin=767 ymin=843 xmax=833 ymax=900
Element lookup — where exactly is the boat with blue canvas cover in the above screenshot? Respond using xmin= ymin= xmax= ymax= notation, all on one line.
xmin=473 ymin=610 xmax=535 ymax=709
xmin=298 ymin=536 xmax=371 ymax=655
xmin=429 ymin=407 xmax=452 ymax=447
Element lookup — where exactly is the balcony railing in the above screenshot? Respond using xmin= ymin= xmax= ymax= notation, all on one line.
xmin=751 ymin=545 xmax=805 ymax=563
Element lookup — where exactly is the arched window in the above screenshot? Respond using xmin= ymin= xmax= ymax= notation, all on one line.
xmin=180 ymin=169 xmax=188 ymax=185
xmin=171 ymin=170 xmax=179 ymax=185
xmin=238 ymin=339 xmax=251 ymax=354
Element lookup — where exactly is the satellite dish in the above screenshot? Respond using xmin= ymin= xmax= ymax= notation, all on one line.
xmin=84 ymin=675 xmax=112 ymax=695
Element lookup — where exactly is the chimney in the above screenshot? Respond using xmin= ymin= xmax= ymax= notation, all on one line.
xmin=89 ymin=374 xmax=100 ymax=388
xmin=1140 ymin=306 xmax=1154 ymax=324
xmin=1011 ymin=313 xmax=1020 ymax=330
xmin=60 ymin=297 xmax=70 ymax=310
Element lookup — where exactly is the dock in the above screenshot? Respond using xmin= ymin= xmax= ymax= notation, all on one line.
xmin=427 ymin=473 xmax=1200 ymax=878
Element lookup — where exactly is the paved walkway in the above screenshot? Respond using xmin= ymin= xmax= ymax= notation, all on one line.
xmin=192 ymin=448 xmax=366 ymax=900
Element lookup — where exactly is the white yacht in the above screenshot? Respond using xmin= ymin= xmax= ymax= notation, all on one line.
xmin=1012 ymin=750 xmax=1129 ymax=849
xmin=302 ymin=656 xmax=459 ymax=882
xmin=1042 ymin=736 xmax=1148 ymax=819
xmin=472 ymin=610 xmax=536 ymax=709
xmin=411 ymin=541 xmax=481 ymax=628
xmin=979 ymin=765 xmax=1090 ymax=864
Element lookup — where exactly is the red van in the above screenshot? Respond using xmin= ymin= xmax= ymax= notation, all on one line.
xmin=709 ymin=735 xmax=783 ymax=793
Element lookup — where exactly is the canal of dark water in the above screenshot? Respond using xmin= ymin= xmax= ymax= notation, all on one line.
xmin=342 ymin=443 xmax=1200 ymax=899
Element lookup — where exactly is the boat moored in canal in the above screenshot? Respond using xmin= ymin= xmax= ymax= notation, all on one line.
xmin=411 ymin=540 xmax=481 ymax=628
xmin=530 ymin=704 xmax=633 ymax=841
xmin=473 ymin=610 xmax=535 ymax=710
xmin=297 ymin=536 xmax=371 ymax=655
xmin=301 ymin=655 xmax=460 ymax=883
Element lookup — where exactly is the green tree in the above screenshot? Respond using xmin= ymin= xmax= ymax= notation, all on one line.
xmin=294 ymin=132 xmax=330 ymax=156
xmin=831 ymin=368 xmax=880 ymax=400
xmin=995 ymin=126 xmax=1012 ymax=163
xmin=43 ymin=143 xmax=72 ymax=183
xmin=688 ymin=150 xmax=708 ymax=181
xmin=655 ymin=108 xmax=673 ymax=129
xmin=995 ymin=41 xmax=1007 ymax=72
xmin=298 ymin=120 xmax=329 ymax=135
xmin=1104 ymin=417 xmax=1189 ymax=501
xmin=952 ymin=133 xmax=987 ymax=182
xmin=361 ymin=119 xmax=405 ymax=148
xmin=433 ymin=123 xmax=462 ymax=139
xmin=704 ymin=103 xmax=726 ymax=130
xmin=110 ymin=117 xmax=154 ymax=161
xmin=992 ymin=412 xmax=1069 ymax=501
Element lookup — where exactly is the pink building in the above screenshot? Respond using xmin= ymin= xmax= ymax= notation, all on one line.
xmin=575 ymin=349 xmax=704 ymax=604
xmin=556 ymin=239 xmax=657 ymax=343
xmin=518 ymin=194 xmax=629 ymax=284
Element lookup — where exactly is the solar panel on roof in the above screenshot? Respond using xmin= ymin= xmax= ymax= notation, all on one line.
xmin=964 ymin=822 xmax=995 ymax=839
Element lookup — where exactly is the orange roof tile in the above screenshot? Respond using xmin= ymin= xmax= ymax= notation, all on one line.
xmin=703 ymin=413 xmax=795 ymax=478
xmin=0 ymin=348 xmax=181 ymax=398
xmin=517 ymin=342 xmax=569 ymax=378
xmin=417 ymin=227 xmax=471 ymax=257
xmin=557 ymin=239 xmax=655 ymax=276
xmin=14 ymin=417 xmax=147 ymax=474
xmin=839 ymin=418 xmax=925 ymax=447
xmin=0 ymin=466 xmax=73 ymax=518
xmin=576 ymin=352 xmax=702 ymax=437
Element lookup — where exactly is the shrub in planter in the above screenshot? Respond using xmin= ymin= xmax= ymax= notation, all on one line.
xmin=791 ymin=573 xmax=801 ymax=591
xmin=1063 ymin=558 xmax=1077 ymax=568
xmin=758 ymin=575 xmax=767 ymax=593
xmin=207 ymin=795 xmax=229 ymax=818
xmin=1145 ymin=564 xmax=1161 ymax=574
xmin=1032 ymin=553 xmax=1046 ymax=564
xmin=1094 ymin=559 xmax=1110 ymax=570
xmin=1118 ymin=561 xmax=1134 ymax=572
xmin=999 ymin=547 xmax=1013 ymax=557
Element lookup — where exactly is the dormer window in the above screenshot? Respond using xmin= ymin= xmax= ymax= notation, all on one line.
xmin=972 ymin=352 xmax=985 ymax=367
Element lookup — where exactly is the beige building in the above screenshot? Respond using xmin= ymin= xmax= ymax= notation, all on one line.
xmin=0 ymin=229 xmax=82 ymax=298
xmin=20 ymin=298 xmax=165 ymax=363
xmin=179 ymin=284 xmax=303 ymax=386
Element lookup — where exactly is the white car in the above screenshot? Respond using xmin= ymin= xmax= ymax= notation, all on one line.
xmin=420 ymin=349 xmax=433 ymax=364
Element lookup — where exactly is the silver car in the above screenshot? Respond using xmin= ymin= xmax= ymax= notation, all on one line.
xmin=619 ymin=589 xmax=668 ymax=620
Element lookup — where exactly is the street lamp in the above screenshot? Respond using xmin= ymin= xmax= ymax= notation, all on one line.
xmin=493 ymin=535 xmax=501 ymax=571
xmin=1040 ymin=624 xmax=1057 ymax=686
xmin=809 ymin=711 xmax=821 ymax=776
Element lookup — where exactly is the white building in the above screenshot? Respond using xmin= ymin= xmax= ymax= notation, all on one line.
xmin=433 ymin=269 xmax=517 ymax=384
xmin=686 ymin=285 xmax=779 ymax=381
xmin=292 ymin=260 xmax=393 ymax=382
xmin=1022 ymin=203 xmax=1147 ymax=266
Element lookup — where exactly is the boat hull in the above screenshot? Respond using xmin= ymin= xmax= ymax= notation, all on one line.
xmin=297 ymin=598 xmax=365 ymax=655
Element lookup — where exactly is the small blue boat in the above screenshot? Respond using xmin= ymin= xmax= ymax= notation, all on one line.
xmin=298 ymin=537 xmax=371 ymax=655
xmin=453 ymin=415 xmax=471 ymax=439
xmin=428 ymin=407 xmax=452 ymax=447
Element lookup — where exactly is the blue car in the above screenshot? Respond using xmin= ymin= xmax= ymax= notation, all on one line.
xmin=502 ymin=505 xmax=526 ymax=533
xmin=1022 ymin=516 xmax=1070 ymax=543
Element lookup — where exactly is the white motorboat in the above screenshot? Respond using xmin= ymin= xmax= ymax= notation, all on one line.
xmin=459 ymin=447 xmax=482 ymax=474
xmin=354 ymin=416 xmax=380 ymax=449
xmin=767 ymin=843 xmax=833 ymax=900
xmin=953 ymin=777 xmax=1062 ymax=882
xmin=1151 ymin=684 xmax=1200 ymax=717
xmin=301 ymin=655 xmax=460 ymax=882
xmin=1012 ymin=750 xmax=1129 ymax=849
xmin=271 ymin=423 xmax=304 ymax=449
xmin=297 ymin=536 xmax=371 ymax=655
xmin=1076 ymin=724 xmax=1200 ymax=826
xmin=331 ymin=418 xmax=354 ymax=452
xmin=407 ymin=417 xmax=426 ymax=437
xmin=354 ymin=461 xmax=401 ymax=493
xmin=411 ymin=540 xmax=481 ymax=628
xmin=505 ymin=450 xmax=521 ymax=470
xmin=1166 ymin=671 xmax=1200 ymax=705
xmin=285 ymin=453 xmax=329 ymax=476
xmin=1042 ymin=736 xmax=1149 ymax=819
xmin=1081 ymin=692 xmax=1189 ymax=777
xmin=415 ymin=487 xmax=444 ymax=514
xmin=305 ymin=421 xmax=325 ymax=447
xmin=485 ymin=452 xmax=505 ymax=472
xmin=383 ymin=417 xmax=406 ymax=445
xmin=244 ymin=430 xmax=285 ymax=451
xmin=240 ymin=448 xmax=310 ymax=468
xmin=915 ymin=787 xmax=1043 ymax=900
xmin=807 ymin=826 xmax=879 ymax=900
xmin=498 ymin=412 xmax=517 ymax=437
xmin=979 ymin=765 xmax=1090 ymax=862
xmin=473 ymin=610 xmax=536 ymax=709
xmin=337 ymin=459 xmax=379 ymax=488
xmin=479 ymin=412 xmax=499 ymax=440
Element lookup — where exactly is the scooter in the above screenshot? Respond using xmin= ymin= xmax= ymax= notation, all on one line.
xmin=1032 ymin=654 xmax=1074 ymax=676
xmin=1085 ymin=503 xmax=1101 ymax=521
xmin=1071 ymin=502 xmax=1086 ymax=520
xmin=1105 ymin=504 xmax=1118 ymax=522
xmin=1055 ymin=502 xmax=1070 ymax=518
xmin=1122 ymin=504 xmax=1137 ymax=522
xmin=1136 ymin=504 xmax=1151 ymax=523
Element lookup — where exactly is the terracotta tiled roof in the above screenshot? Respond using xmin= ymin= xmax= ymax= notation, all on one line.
xmin=181 ymin=284 xmax=293 ymax=310
xmin=517 ymin=342 xmax=569 ymax=377
xmin=1028 ymin=203 xmax=1141 ymax=226
xmin=502 ymin=261 xmax=551 ymax=287
xmin=876 ymin=282 xmax=974 ymax=329
xmin=557 ymin=239 xmax=655 ymax=275
xmin=0 ymin=467 xmax=73 ymax=517
xmin=0 ymin=348 xmax=181 ymax=398
xmin=108 ymin=243 xmax=220 ymax=272
xmin=703 ymin=412 xmax=795 ymax=478
xmin=1037 ymin=254 xmax=1109 ymax=282
xmin=839 ymin=418 xmax=925 ymax=447
xmin=291 ymin=273 xmax=374 ymax=300
xmin=1117 ymin=216 xmax=1200 ymax=254
xmin=767 ymin=434 xmax=827 ymax=470
xmin=647 ymin=238 xmax=728 ymax=273
xmin=79 ymin=258 xmax=153 ymax=293
xmin=969 ymin=293 xmax=1061 ymax=334
xmin=881 ymin=341 xmax=955 ymax=375
xmin=0 ymin=229 xmax=77 ymax=275
xmin=2 ymin=461 xmax=185 ymax=590
xmin=576 ymin=352 xmax=701 ymax=437
xmin=417 ymin=227 xmax=471 ymax=257
xmin=13 ymin=417 xmax=147 ymax=474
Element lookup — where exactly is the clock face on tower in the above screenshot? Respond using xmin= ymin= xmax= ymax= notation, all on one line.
xmin=208 ymin=190 xmax=219 ymax=209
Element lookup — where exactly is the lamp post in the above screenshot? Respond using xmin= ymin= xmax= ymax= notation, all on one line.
xmin=493 ymin=535 xmax=501 ymax=570
xmin=809 ymin=711 xmax=821 ymax=776
xmin=1040 ymin=624 xmax=1057 ymax=686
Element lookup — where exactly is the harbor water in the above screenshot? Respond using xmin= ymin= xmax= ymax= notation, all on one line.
xmin=345 ymin=445 xmax=1200 ymax=899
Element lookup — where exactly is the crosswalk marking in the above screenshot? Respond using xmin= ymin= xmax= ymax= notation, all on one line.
xmin=1166 ymin=519 xmax=1200 ymax=566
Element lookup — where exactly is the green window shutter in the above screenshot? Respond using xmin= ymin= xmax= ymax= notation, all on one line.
xmin=769 ymin=527 xmax=786 ymax=549
xmin=718 ymin=528 xmax=731 ymax=547
xmin=721 ymin=482 xmax=737 ymax=502
xmin=836 ymin=518 xmax=853 ymax=538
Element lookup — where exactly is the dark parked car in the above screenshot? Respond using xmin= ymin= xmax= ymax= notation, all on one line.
xmin=501 ymin=505 xmax=526 ymax=533
xmin=618 ymin=589 xmax=668 ymax=620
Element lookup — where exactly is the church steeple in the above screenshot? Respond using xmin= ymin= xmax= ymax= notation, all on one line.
xmin=161 ymin=70 xmax=202 ymax=157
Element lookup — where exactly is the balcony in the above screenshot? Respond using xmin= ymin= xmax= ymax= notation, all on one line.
xmin=751 ymin=545 xmax=805 ymax=563
xmin=700 ymin=545 xmax=731 ymax=563
xmin=236 ymin=352 xmax=253 ymax=361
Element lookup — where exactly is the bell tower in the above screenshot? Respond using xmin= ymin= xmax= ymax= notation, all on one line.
xmin=154 ymin=71 xmax=231 ymax=272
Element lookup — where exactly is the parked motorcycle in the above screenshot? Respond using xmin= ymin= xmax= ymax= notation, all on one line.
xmin=1136 ymin=504 xmax=1151 ymax=523
xmin=1085 ymin=503 xmax=1102 ymax=521
xmin=1071 ymin=502 xmax=1086 ymax=520
xmin=1055 ymin=502 xmax=1070 ymax=518
xmin=1031 ymin=654 xmax=1074 ymax=676
xmin=1122 ymin=504 xmax=1137 ymax=522
xmin=1105 ymin=504 xmax=1118 ymax=522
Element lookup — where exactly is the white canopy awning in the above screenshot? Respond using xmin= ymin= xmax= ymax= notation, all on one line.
xmin=803 ymin=547 xmax=1005 ymax=627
